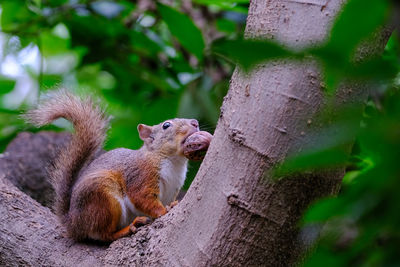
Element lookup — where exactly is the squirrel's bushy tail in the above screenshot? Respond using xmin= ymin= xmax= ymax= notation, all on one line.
xmin=24 ymin=89 xmax=109 ymax=221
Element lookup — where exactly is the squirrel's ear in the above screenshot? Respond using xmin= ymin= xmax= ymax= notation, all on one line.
xmin=138 ymin=124 xmax=153 ymax=141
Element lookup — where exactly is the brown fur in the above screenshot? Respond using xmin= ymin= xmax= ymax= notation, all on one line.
xmin=67 ymin=170 xmax=125 ymax=241
xmin=24 ymin=89 xmax=109 ymax=223
xmin=25 ymin=90 xmax=200 ymax=242
xmin=122 ymin=154 xmax=165 ymax=217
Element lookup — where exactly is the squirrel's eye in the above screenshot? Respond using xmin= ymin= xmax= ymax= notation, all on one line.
xmin=162 ymin=122 xmax=171 ymax=130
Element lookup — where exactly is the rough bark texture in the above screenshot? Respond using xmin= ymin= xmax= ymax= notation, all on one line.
xmin=0 ymin=176 xmax=105 ymax=266
xmin=0 ymin=131 xmax=70 ymax=207
xmin=0 ymin=0 xmax=393 ymax=266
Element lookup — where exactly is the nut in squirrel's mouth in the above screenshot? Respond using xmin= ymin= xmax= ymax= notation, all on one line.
xmin=182 ymin=131 xmax=213 ymax=161
xmin=181 ymin=128 xmax=199 ymax=145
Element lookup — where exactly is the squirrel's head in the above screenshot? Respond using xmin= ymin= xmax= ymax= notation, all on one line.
xmin=138 ymin=118 xmax=199 ymax=157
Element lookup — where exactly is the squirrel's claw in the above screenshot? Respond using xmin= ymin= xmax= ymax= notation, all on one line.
xmin=129 ymin=216 xmax=152 ymax=233
xmin=129 ymin=223 xmax=137 ymax=234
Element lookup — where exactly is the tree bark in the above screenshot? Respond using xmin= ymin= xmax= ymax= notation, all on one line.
xmin=0 ymin=0 xmax=393 ymax=266
xmin=0 ymin=131 xmax=70 ymax=208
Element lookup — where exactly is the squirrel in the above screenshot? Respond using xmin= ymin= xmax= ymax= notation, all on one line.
xmin=25 ymin=90 xmax=208 ymax=242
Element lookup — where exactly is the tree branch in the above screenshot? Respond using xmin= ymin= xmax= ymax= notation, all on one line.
xmin=0 ymin=175 xmax=104 ymax=266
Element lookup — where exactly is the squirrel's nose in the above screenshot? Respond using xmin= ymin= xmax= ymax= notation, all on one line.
xmin=190 ymin=119 xmax=199 ymax=129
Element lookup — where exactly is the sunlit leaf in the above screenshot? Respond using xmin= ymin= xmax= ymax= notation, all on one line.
xmin=341 ymin=170 xmax=360 ymax=185
xmin=31 ymin=0 xmax=41 ymax=8
xmin=193 ymin=0 xmax=249 ymax=13
xmin=1 ymin=0 xmax=34 ymax=31
xmin=39 ymin=31 xmax=70 ymax=56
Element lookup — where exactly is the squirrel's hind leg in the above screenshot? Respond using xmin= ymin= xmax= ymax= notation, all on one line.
xmin=68 ymin=170 xmax=128 ymax=242
xmin=111 ymin=216 xmax=152 ymax=240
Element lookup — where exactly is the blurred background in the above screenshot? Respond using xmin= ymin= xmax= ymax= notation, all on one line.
xmin=1 ymin=0 xmax=400 ymax=266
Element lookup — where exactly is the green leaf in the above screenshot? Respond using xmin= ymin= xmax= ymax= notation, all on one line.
xmin=31 ymin=0 xmax=41 ymax=8
xmin=178 ymin=85 xmax=219 ymax=125
xmin=0 ymin=78 xmax=16 ymax=95
xmin=308 ymin=0 xmax=390 ymax=90
xmin=193 ymin=0 xmax=249 ymax=3
xmin=216 ymin=18 xmax=236 ymax=33
xmin=274 ymin=148 xmax=349 ymax=177
xmin=350 ymin=57 xmax=398 ymax=80
xmin=314 ymin=49 xmax=398 ymax=88
xmin=178 ymin=88 xmax=202 ymax=119
xmin=303 ymin=248 xmax=347 ymax=267
xmin=325 ymin=0 xmax=389 ymax=60
xmin=193 ymin=0 xmax=249 ymax=10
xmin=341 ymin=170 xmax=361 ymax=185
xmin=0 ymin=108 xmax=20 ymax=114
xmin=42 ymin=0 xmax=68 ymax=7
xmin=212 ymin=38 xmax=299 ymax=70
xmin=130 ymin=31 xmax=162 ymax=55
xmin=40 ymin=74 xmax=62 ymax=89
xmin=158 ymin=3 xmax=205 ymax=60
xmin=1 ymin=0 xmax=34 ymax=31
xmin=303 ymin=197 xmax=347 ymax=223
xmin=39 ymin=31 xmax=70 ymax=57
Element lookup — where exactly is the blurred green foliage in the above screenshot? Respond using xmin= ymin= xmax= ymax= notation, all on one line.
xmin=268 ymin=0 xmax=399 ymax=265
xmin=302 ymin=79 xmax=400 ymax=266
xmin=1 ymin=0 xmax=400 ymax=265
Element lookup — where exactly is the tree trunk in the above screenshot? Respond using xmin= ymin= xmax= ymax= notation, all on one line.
xmin=0 ymin=0 xmax=393 ymax=266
